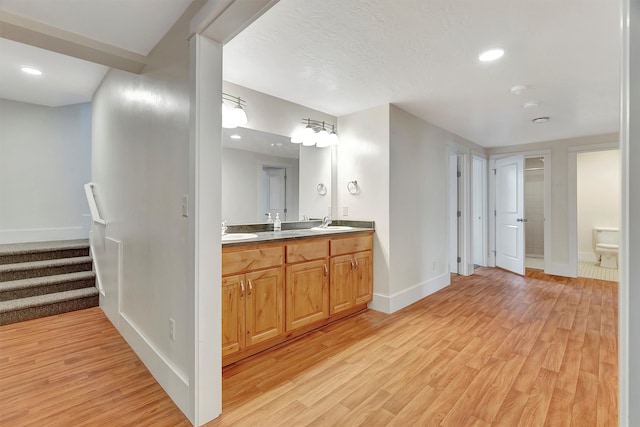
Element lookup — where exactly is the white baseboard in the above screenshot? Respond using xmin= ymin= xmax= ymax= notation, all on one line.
xmin=369 ymin=272 xmax=450 ymax=314
xmin=578 ymin=251 xmax=598 ymax=263
xmin=118 ymin=313 xmax=190 ymax=417
xmin=0 ymin=225 xmax=89 ymax=244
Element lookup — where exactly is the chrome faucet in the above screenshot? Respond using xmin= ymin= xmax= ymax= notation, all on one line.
xmin=320 ymin=215 xmax=332 ymax=228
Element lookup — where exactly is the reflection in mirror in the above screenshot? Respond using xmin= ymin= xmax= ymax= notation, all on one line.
xmin=222 ymin=127 xmax=331 ymax=224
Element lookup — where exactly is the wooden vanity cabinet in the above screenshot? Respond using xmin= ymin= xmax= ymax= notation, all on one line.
xmin=222 ymin=232 xmax=373 ymax=366
xmin=285 ymin=240 xmax=329 ymax=331
xmin=330 ymin=235 xmax=374 ymax=315
xmin=221 ymin=245 xmax=284 ymax=358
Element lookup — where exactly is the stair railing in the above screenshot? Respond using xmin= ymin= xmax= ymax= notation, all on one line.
xmin=84 ymin=182 xmax=106 ymax=225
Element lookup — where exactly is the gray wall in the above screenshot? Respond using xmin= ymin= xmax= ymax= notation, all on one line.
xmin=0 ymin=99 xmax=91 ymax=243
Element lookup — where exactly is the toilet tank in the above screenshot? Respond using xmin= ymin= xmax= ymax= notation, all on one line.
xmin=593 ymin=227 xmax=619 ymax=246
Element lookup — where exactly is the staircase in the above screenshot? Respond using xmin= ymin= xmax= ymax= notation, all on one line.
xmin=0 ymin=239 xmax=99 ymax=325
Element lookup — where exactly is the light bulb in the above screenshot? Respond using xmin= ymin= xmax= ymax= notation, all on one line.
xmin=329 ymin=131 xmax=340 ymax=146
xmin=221 ymin=102 xmax=236 ymax=128
xmin=317 ymin=128 xmax=329 ymax=147
xmin=232 ymin=104 xmax=248 ymax=126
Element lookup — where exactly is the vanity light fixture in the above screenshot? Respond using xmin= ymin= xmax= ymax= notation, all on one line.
xmin=222 ymin=93 xmax=248 ymax=128
xmin=291 ymin=118 xmax=340 ymax=147
xmin=230 ymin=134 xmax=242 ymax=140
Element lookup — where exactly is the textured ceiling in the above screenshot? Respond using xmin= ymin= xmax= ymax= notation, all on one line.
xmin=223 ymin=0 xmax=621 ymax=148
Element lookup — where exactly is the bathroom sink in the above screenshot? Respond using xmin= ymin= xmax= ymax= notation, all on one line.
xmin=310 ymin=226 xmax=354 ymax=231
xmin=222 ymin=233 xmax=258 ymax=242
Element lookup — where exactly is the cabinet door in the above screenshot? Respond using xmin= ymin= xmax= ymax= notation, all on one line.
xmin=222 ymin=274 xmax=245 ymax=357
xmin=354 ymin=251 xmax=373 ymax=305
xmin=286 ymin=259 xmax=329 ymax=331
xmin=330 ymin=254 xmax=354 ymax=314
xmin=245 ymin=267 xmax=284 ymax=346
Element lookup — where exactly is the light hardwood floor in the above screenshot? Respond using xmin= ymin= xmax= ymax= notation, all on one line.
xmin=0 ymin=268 xmax=618 ymax=426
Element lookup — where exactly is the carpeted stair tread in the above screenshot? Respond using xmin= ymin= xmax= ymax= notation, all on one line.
xmin=0 ymin=287 xmax=99 ymax=312
xmin=0 ymin=288 xmax=99 ymax=325
xmin=0 ymin=271 xmax=96 ymax=301
xmin=0 ymin=240 xmax=90 ymax=265
xmin=0 ymin=256 xmax=93 ymax=282
xmin=0 ymin=239 xmax=89 ymax=256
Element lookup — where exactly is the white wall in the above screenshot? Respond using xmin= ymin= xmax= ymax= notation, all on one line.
xmin=0 ymin=99 xmax=91 ymax=244
xmin=488 ymin=133 xmax=619 ymax=276
xmin=576 ymin=150 xmax=620 ymax=262
xmin=336 ymin=104 xmax=486 ymax=314
xmin=337 ymin=105 xmax=391 ymax=298
xmin=91 ymin=4 xmax=202 ymax=421
xmin=386 ymin=105 xmax=486 ymax=312
xmin=222 ymin=147 xmax=299 ymax=223
xmin=299 ymin=145 xmax=332 ymax=220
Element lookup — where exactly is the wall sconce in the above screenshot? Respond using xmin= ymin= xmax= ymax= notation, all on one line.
xmin=291 ymin=118 xmax=340 ymax=147
xmin=222 ymin=93 xmax=248 ymax=129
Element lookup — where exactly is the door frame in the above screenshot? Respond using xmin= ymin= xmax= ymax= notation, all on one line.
xmin=471 ymin=155 xmax=488 ymax=267
xmin=448 ymin=147 xmax=472 ymax=276
xmin=568 ymin=142 xmax=620 ymax=277
xmin=489 ymin=150 xmax=551 ymax=273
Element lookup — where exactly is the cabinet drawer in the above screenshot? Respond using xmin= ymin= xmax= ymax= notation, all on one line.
xmin=222 ymin=246 xmax=283 ymax=276
xmin=286 ymin=240 xmax=329 ymax=263
xmin=330 ymin=234 xmax=373 ymax=256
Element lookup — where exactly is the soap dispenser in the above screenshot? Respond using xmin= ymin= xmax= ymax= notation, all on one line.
xmin=266 ymin=212 xmax=273 ymax=223
xmin=274 ymin=213 xmax=281 ymax=231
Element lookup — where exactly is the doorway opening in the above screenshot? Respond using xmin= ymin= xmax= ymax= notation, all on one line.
xmin=524 ymin=157 xmax=545 ymax=270
xmin=490 ymin=151 xmax=550 ymax=276
xmin=576 ymin=149 xmax=620 ymax=281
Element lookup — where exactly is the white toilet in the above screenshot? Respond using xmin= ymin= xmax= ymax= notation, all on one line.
xmin=593 ymin=227 xmax=619 ymax=269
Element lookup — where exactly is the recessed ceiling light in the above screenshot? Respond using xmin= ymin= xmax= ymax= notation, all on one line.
xmin=478 ymin=48 xmax=504 ymax=62
xmin=522 ymin=101 xmax=539 ymax=109
xmin=532 ymin=116 xmax=550 ymax=124
xmin=510 ymin=85 xmax=527 ymax=95
xmin=230 ymin=134 xmax=241 ymax=140
xmin=21 ymin=66 xmax=42 ymax=75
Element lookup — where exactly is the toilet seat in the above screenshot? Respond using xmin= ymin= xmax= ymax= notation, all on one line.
xmin=596 ymin=243 xmax=618 ymax=250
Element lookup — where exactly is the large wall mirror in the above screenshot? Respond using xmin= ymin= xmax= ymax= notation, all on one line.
xmin=222 ymin=127 xmax=332 ymax=224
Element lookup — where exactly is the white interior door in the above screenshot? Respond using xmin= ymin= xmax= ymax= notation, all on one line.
xmin=261 ymin=167 xmax=286 ymax=221
xmin=496 ymin=155 xmax=525 ymax=275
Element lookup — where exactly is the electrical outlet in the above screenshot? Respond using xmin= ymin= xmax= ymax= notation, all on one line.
xmin=169 ymin=318 xmax=175 ymax=341
xmin=343 ymin=206 xmax=349 ymax=216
